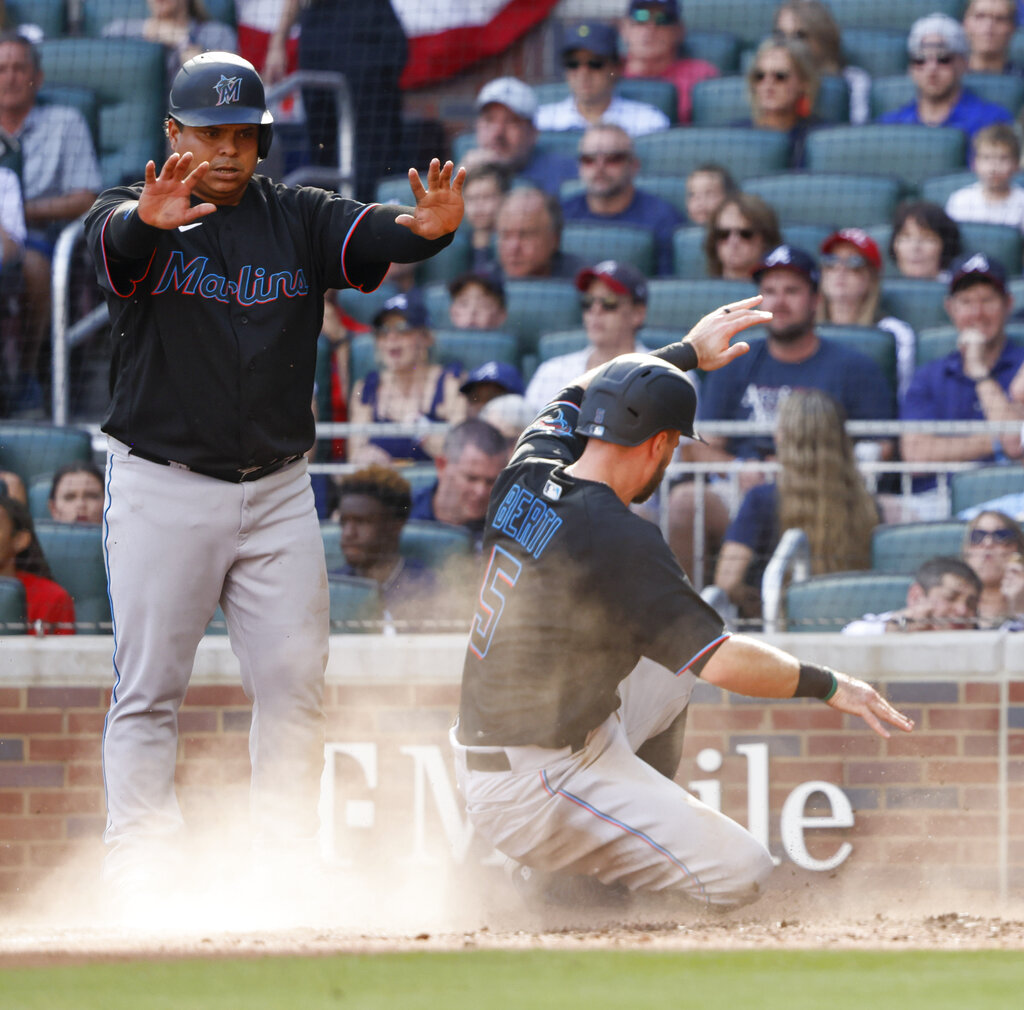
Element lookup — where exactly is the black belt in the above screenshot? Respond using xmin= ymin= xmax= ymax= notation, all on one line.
xmin=129 ymin=447 xmax=304 ymax=484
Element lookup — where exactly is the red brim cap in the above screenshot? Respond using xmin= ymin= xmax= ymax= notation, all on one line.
xmin=821 ymin=228 xmax=882 ymax=271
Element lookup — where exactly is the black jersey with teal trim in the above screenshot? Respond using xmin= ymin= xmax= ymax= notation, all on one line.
xmin=458 ymin=386 xmax=728 ymax=750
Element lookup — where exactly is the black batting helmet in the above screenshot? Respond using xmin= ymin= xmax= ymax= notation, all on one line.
xmin=168 ymin=51 xmax=274 ymax=159
xmin=576 ymin=354 xmax=703 ymax=446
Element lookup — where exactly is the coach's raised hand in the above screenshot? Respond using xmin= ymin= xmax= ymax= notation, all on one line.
xmin=395 ymin=158 xmax=466 ymax=240
xmin=137 ymin=152 xmax=217 ymax=230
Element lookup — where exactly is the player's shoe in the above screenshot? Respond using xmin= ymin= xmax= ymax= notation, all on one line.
xmin=504 ymin=858 xmax=631 ymax=912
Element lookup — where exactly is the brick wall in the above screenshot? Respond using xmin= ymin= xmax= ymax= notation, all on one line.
xmin=0 ymin=634 xmax=1021 ymax=898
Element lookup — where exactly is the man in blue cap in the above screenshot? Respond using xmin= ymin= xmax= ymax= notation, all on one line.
xmin=460 ymin=361 xmax=525 ymax=418
xmin=535 ymin=22 xmax=670 ymax=136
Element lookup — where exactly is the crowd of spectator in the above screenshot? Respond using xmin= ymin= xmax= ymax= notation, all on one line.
xmin=3 ymin=0 xmax=1024 ymax=633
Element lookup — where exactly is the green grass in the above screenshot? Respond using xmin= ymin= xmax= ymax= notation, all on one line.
xmin=3 ymin=949 xmax=1024 ymax=1010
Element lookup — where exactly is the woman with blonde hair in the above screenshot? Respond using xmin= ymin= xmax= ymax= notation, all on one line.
xmin=713 ymin=389 xmax=880 ymax=619
xmin=703 ymin=192 xmax=782 ymax=280
xmin=735 ymin=36 xmax=822 ymax=166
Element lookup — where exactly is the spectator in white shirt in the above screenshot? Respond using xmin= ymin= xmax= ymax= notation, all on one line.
xmin=946 ymin=123 xmax=1024 ymax=234
xmin=535 ymin=22 xmax=670 ymax=138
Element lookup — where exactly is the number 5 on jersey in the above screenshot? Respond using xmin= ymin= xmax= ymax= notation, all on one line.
xmin=469 ymin=545 xmax=522 ymax=660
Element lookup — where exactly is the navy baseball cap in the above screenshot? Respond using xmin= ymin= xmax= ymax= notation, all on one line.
xmin=575 ymin=259 xmax=648 ymax=302
xmin=628 ymin=1 xmax=680 ymax=22
xmin=372 ymin=290 xmax=429 ymax=329
xmin=948 ymin=252 xmax=1008 ymax=295
xmin=562 ymin=23 xmax=620 ymax=60
xmin=448 ymin=270 xmax=506 ymax=306
xmin=752 ymin=244 xmax=820 ymax=291
xmin=459 ymin=360 xmax=525 ymax=397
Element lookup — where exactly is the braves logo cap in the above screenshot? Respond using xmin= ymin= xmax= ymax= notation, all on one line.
xmin=575 ymin=260 xmax=648 ymax=302
xmin=948 ymin=253 xmax=1007 ymax=295
xmin=459 ymin=361 xmax=525 ymax=396
xmin=475 ymin=77 xmax=538 ymax=120
xmin=821 ymin=229 xmax=882 ymax=272
xmin=372 ymin=291 xmax=430 ymax=329
xmin=752 ymin=244 xmax=820 ymax=290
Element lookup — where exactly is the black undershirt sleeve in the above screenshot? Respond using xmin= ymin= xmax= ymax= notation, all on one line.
xmin=104 ymin=202 xmax=162 ymax=261
xmin=345 ymin=204 xmax=456 ymax=264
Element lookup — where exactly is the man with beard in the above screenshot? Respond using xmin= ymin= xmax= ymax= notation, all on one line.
xmin=665 ymin=245 xmax=894 ymax=578
xmin=450 ymin=297 xmax=914 ymax=913
xmin=560 ymin=125 xmax=683 ymax=276
xmin=877 ymin=12 xmax=1010 ymax=138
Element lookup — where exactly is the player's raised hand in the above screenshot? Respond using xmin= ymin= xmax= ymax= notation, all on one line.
xmin=826 ymin=670 xmax=915 ymax=739
xmin=683 ymin=295 xmax=772 ymax=372
xmin=136 ymin=152 xmax=217 ymax=230
xmin=395 ymin=159 xmax=466 ymax=239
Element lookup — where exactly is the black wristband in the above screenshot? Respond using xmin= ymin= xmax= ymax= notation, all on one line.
xmin=649 ymin=342 xmax=698 ymax=372
xmin=794 ymin=662 xmax=838 ymax=701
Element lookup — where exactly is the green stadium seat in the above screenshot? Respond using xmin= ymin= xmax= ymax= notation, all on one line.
xmin=334 ymin=283 xmax=402 ymax=328
xmin=635 ymin=127 xmax=790 ymax=182
xmin=870 ymin=521 xmax=967 ymax=574
xmin=957 ymin=222 xmax=1023 ymax=275
xmin=535 ymin=130 xmax=586 ymax=160
xmin=816 ymin=325 xmax=899 ymax=395
xmin=503 ymin=279 xmax=582 ymax=356
xmin=743 ymin=173 xmax=902 ymax=229
xmin=415 ymin=232 xmax=472 ymax=286
xmin=782 ymin=224 xmax=833 ymax=255
xmin=348 ymin=334 xmax=376 ymax=385
xmin=328 ymin=575 xmax=382 ymax=634
xmin=399 ymin=520 xmax=473 ymax=568
xmin=639 ymin=127 xmax=785 ymax=186
xmin=560 ymin=222 xmax=656 ymax=276
xmin=1012 ymin=28 xmax=1024 ymax=68
xmin=81 ymin=0 xmax=235 ymax=34
xmin=38 ymin=38 xmax=166 ymax=188
xmin=27 ymin=477 xmax=52 ymax=522
xmin=671 ymin=226 xmax=709 ymax=279
xmin=321 ymin=521 xmax=344 ymax=572
xmin=645 ymin=278 xmax=757 ymax=331
xmin=878 ymin=278 xmax=951 ymax=334
xmin=33 ymin=521 xmax=111 ymax=633
xmin=375 ymin=175 xmax=416 ymax=205
xmin=914 ymin=326 xmax=1024 ymax=368
xmin=36 ymin=86 xmax=100 ymax=153
xmin=963 ymin=74 xmax=1024 ymax=116
xmin=805 ymin=124 xmax=967 ymax=189
xmin=432 ymin=330 xmax=520 ymax=371
xmin=537 ymin=329 xmax=587 ymax=363
xmin=951 ymin=465 xmax=1024 ymax=516
xmin=679 ymin=0 xmax=776 ymax=48
xmin=0 ymin=423 xmax=93 ymax=485
xmin=690 ymin=75 xmax=849 ymax=126
xmin=8 ymin=0 xmax=66 ymax=35
xmin=423 ymin=283 xmax=453 ymax=328
xmin=840 ymin=29 xmax=908 ymax=78
xmin=821 ymin=0 xmax=962 ymax=31
xmin=918 ymin=171 xmax=978 ymax=207
xmin=681 ymin=31 xmax=742 ymax=75
xmin=784 ymin=572 xmax=914 ymax=632
xmin=0 ymin=576 xmax=27 ymax=636
xmin=205 ymin=603 xmax=228 ymax=636
xmin=868 ymin=76 xmax=916 ymax=120
xmin=633 ymin=175 xmax=688 ymax=216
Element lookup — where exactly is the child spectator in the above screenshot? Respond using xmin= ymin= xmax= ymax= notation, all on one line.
xmin=447 ymin=271 xmax=508 ymax=331
xmin=48 ymin=461 xmax=104 ymax=525
xmin=685 ymin=163 xmax=736 ymax=227
xmin=461 ymin=163 xmax=509 ymax=272
xmin=946 ymin=124 xmax=1024 ymax=233
xmin=0 ymin=494 xmax=74 ymax=634
xmin=890 ymin=200 xmax=962 ymax=281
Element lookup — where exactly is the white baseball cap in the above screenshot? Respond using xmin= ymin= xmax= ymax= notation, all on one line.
xmin=907 ymin=13 xmax=968 ymax=58
xmin=476 ymin=77 xmax=538 ymax=120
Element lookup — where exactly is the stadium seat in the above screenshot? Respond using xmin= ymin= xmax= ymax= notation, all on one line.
xmin=743 ymin=173 xmax=902 ymax=229
xmin=957 ymin=222 xmax=1023 ymax=275
xmin=0 ymin=424 xmax=93 ymax=485
xmin=870 ymin=521 xmax=967 ymax=574
xmin=784 ymin=572 xmax=913 ymax=632
xmin=334 ymin=283 xmax=402 ymax=328
xmin=805 ymin=125 xmax=967 ymax=190
xmin=816 ymin=325 xmax=899 ymax=395
xmin=878 ymin=278 xmax=951 ymax=334
xmin=821 ymin=0 xmax=962 ymax=31
xmin=433 ymin=330 xmax=520 ymax=371
xmin=348 ymin=335 xmax=376 ymax=385
xmin=914 ymin=325 xmax=1024 ymax=368
xmin=918 ymin=171 xmax=978 ymax=207
xmin=503 ymin=280 xmax=582 ymax=356
xmin=635 ymin=127 xmax=790 ymax=183
xmin=81 ymin=0 xmax=235 ymax=34
xmin=963 ymin=73 xmax=1024 ymax=116
xmin=867 ymin=76 xmax=916 ymax=120
xmin=375 ymin=175 xmax=416 ymax=205
xmin=0 ymin=576 xmax=27 ymax=636
xmin=645 ymin=278 xmax=757 ymax=330
xmin=560 ymin=223 xmax=656 ymax=276
xmin=422 ymin=283 xmax=453 ymax=328
xmin=950 ymin=465 xmax=1024 ymax=516
xmin=679 ymin=0 xmax=776 ymax=48
xmin=38 ymin=38 xmax=166 ymax=188
xmin=634 ymin=175 xmax=688 ymax=216
xmin=781 ymin=224 xmax=833 ymax=255
xmin=33 ymin=521 xmax=111 ymax=633
xmin=36 ymin=86 xmax=100 ymax=153
xmin=840 ymin=29 xmax=907 ymax=78
xmin=451 ymin=131 xmax=475 ymax=164
xmin=681 ymin=30 xmax=742 ymax=74
xmin=671 ymin=226 xmax=709 ymax=279
xmin=535 ymin=130 xmax=586 ymax=160
xmin=8 ymin=0 xmax=66 ymax=35
xmin=399 ymin=520 xmax=473 ymax=568
xmin=415 ymin=231 xmax=473 ymax=287
xmin=328 ymin=575 xmax=382 ymax=634
xmin=690 ymin=75 xmax=849 ymax=126
xmin=321 ymin=521 xmax=344 ymax=572
xmin=537 ymin=329 xmax=587 ymax=363
xmin=27 ymin=476 xmax=53 ymax=522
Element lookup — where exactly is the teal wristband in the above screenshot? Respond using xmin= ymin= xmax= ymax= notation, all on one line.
xmin=821 ymin=669 xmax=839 ymax=702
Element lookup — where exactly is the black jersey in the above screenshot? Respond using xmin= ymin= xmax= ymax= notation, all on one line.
xmin=86 ymin=176 xmax=386 ymax=471
xmin=458 ymin=387 xmax=729 ymax=750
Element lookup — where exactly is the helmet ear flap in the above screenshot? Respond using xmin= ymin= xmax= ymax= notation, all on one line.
xmin=258 ymin=123 xmax=273 ymax=160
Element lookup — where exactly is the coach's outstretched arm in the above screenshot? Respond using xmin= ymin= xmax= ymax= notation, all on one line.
xmin=700 ymin=634 xmax=914 ymax=739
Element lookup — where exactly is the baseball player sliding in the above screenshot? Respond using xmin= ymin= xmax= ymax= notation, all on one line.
xmin=452 ymin=296 xmax=914 ymax=911
xmin=84 ymin=52 xmax=464 ymax=902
